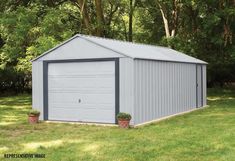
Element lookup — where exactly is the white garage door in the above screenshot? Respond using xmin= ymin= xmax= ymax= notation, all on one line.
xmin=48 ymin=61 xmax=115 ymax=123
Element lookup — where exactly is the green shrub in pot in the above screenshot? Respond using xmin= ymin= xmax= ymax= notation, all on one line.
xmin=117 ymin=112 xmax=131 ymax=128
xmin=28 ymin=109 xmax=40 ymax=124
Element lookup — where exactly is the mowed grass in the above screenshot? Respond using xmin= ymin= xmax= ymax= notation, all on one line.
xmin=0 ymin=89 xmax=235 ymax=161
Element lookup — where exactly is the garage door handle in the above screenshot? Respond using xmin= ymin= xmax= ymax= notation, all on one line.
xmin=78 ymin=99 xmax=81 ymax=103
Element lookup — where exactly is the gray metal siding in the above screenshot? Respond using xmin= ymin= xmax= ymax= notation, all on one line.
xmin=202 ymin=65 xmax=207 ymax=106
xmin=32 ymin=61 xmax=44 ymax=120
xmin=134 ymin=60 xmax=197 ymax=125
xmin=119 ymin=58 xmax=134 ymax=125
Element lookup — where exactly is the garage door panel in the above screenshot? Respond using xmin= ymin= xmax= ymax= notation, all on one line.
xmin=48 ymin=61 xmax=116 ymax=123
xmin=49 ymin=109 xmax=80 ymax=121
xmin=49 ymin=88 xmax=114 ymax=94
xmin=49 ymin=93 xmax=114 ymax=104
xmin=82 ymin=94 xmax=115 ymax=104
xmin=49 ymin=106 xmax=115 ymax=123
xmin=49 ymin=92 xmax=82 ymax=104
xmin=49 ymin=104 xmax=114 ymax=110
xmin=49 ymin=62 xmax=114 ymax=75
xmin=81 ymin=109 xmax=115 ymax=123
xmin=48 ymin=77 xmax=114 ymax=89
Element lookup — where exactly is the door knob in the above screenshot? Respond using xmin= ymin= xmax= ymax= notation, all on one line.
xmin=78 ymin=99 xmax=81 ymax=103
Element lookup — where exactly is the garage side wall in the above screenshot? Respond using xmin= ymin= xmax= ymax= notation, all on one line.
xmin=134 ymin=60 xmax=197 ymax=125
xmin=32 ymin=61 xmax=44 ymax=120
xmin=119 ymin=58 xmax=134 ymax=125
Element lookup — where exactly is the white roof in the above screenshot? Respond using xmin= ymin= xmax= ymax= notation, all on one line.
xmin=32 ymin=34 xmax=207 ymax=64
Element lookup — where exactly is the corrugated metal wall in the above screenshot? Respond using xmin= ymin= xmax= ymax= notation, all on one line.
xmin=134 ymin=60 xmax=198 ymax=125
xmin=32 ymin=61 xmax=44 ymax=120
xmin=119 ymin=58 xmax=134 ymax=125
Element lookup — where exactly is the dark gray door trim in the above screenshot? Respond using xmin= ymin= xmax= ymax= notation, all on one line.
xmin=195 ymin=64 xmax=203 ymax=108
xmin=115 ymin=59 xmax=120 ymax=124
xmin=196 ymin=65 xmax=198 ymax=108
xmin=201 ymin=65 xmax=203 ymax=106
xmin=42 ymin=58 xmax=120 ymax=124
xmin=43 ymin=61 xmax=48 ymax=120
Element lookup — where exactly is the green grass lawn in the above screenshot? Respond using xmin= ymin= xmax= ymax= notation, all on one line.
xmin=0 ymin=89 xmax=235 ymax=161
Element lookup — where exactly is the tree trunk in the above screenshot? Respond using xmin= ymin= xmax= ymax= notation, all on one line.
xmin=171 ymin=0 xmax=179 ymax=37
xmin=78 ymin=0 xmax=92 ymax=34
xmin=47 ymin=0 xmax=54 ymax=7
xmin=157 ymin=0 xmax=180 ymax=38
xmin=0 ymin=35 xmax=4 ymax=48
xmin=122 ymin=18 xmax=128 ymax=41
xmin=128 ymin=0 xmax=134 ymax=42
xmin=95 ymin=0 xmax=105 ymax=36
xmin=157 ymin=2 xmax=170 ymax=38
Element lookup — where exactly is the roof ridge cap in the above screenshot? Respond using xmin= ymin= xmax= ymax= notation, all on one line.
xmin=78 ymin=34 xmax=132 ymax=58
xmin=78 ymin=34 xmax=170 ymax=49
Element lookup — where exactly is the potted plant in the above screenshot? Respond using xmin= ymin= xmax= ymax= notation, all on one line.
xmin=28 ymin=109 xmax=40 ymax=124
xmin=117 ymin=112 xmax=132 ymax=128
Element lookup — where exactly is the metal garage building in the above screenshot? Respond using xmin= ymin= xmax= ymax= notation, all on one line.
xmin=32 ymin=34 xmax=207 ymax=126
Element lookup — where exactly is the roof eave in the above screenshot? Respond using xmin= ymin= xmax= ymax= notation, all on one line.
xmin=134 ymin=57 xmax=208 ymax=65
xmin=30 ymin=34 xmax=131 ymax=62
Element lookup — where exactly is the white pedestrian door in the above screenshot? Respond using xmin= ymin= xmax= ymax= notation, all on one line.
xmin=48 ymin=61 xmax=115 ymax=123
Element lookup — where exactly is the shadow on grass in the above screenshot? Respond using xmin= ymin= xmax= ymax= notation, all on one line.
xmin=0 ymin=90 xmax=235 ymax=160
xmin=0 ymin=95 xmax=31 ymax=126
xmin=21 ymin=139 xmax=85 ymax=151
xmin=0 ymin=100 xmax=31 ymax=106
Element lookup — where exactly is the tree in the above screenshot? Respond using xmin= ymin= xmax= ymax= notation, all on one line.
xmin=156 ymin=0 xmax=180 ymax=38
xmin=0 ymin=0 xmax=234 ymax=93
xmin=128 ymin=0 xmax=136 ymax=42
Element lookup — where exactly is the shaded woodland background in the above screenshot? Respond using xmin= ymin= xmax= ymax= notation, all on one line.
xmin=0 ymin=0 xmax=235 ymax=94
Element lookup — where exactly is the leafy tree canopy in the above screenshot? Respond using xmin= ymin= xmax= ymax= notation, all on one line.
xmin=0 ymin=0 xmax=234 ymax=93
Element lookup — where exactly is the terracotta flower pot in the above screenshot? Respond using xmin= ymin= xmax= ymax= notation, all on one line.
xmin=28 ymin=114 xmax=39 ymax=124
xmin=118 ymin=119 xmax=130 ymax=128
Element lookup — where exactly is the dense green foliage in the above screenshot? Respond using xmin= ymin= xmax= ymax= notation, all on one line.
xmin=0 ymin=0 xmax=234 ymax=93
xmin=0 ymin=89 xmax=235 ymax=160
xmin=117 ymin=112 xmax=132 ymax=120
xmin=28 ymin=109 xmax=40 ymax=116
